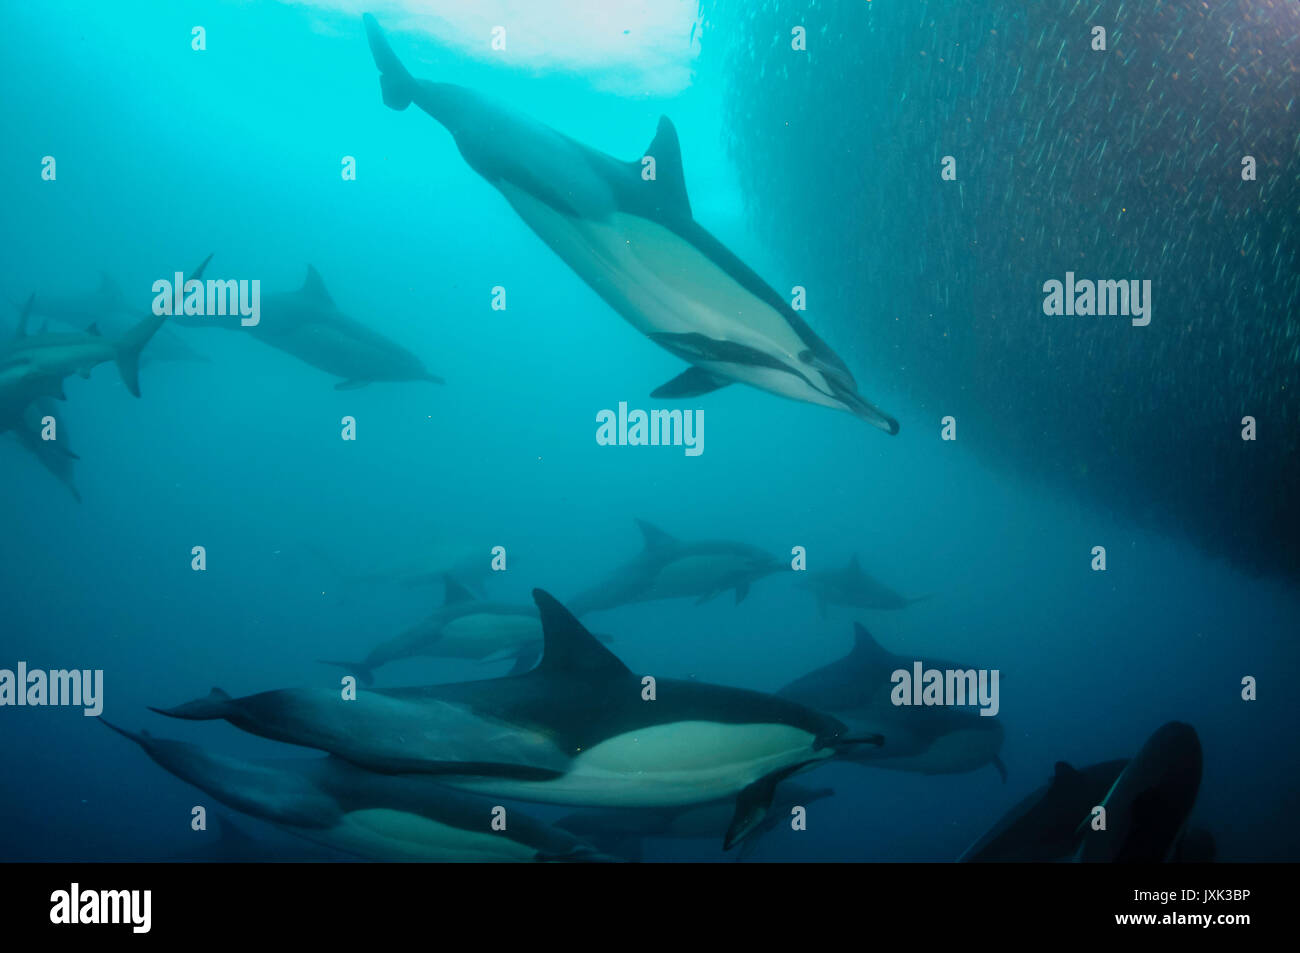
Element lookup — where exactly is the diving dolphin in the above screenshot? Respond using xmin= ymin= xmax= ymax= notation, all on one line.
xmin=778 ymin=622 xmax=1005 ymax=779
xmin=555 ymin=781 xmax=835 ymax=861
xmin=565 ymin=519 xmax=783 ymax=615
xmin=173 ymin=262 xmax=443 ymax=390
xmin=100 ymin=721 xmax=611 ymax=862
xmin=362 ymin=14 xmax=898 ymax=433
xmin=23 ymin=271 xmax=208 ymax=364
xmin=152 ymin=589 xmax=883 ymax=849
xmin=319 ymin=575 xmax=560 ymax=684
xmin=1075 ymin=721 xmax=1203 ymax=863
xmin=958 ymin=759 xmax=1129 ymax=862
xmin=6 ymin=398 xmax=81 ymax=502
xmin=797 ymin=554 xmax=929 ymax=615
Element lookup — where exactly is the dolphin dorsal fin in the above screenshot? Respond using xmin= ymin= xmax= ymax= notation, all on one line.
xmin=532 ymin=589 xmax=630 ymax=679
xmin=641 ymin=116 xmax=692 ymax=219
xmin=850 ymin=622 xmax=891 ymax=663
xmin=1052 ymin=761 xmax=1080 ymax=783
xmin=634 ymin=519 xmax=676 ymax=552
xmin=442 ymin=574 xmax=476 ymax=606
xmin=86 ymin=323 xmax=102 ymax=336
xmin=300 ymin=265 xmax=334 ymax=306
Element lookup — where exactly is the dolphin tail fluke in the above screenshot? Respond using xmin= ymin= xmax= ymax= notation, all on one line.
xmin=149 ymin=687 xmax=233 ymax=721
xmin=318 ymin=660 xmax=375 ymax=686
xmin=114 ymin=311 xmax=167 ymax=397
xmin=363 ymin=14 xmax=416 ymax=111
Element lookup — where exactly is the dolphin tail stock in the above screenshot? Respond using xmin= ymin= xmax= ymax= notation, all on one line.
xmin=148 ymin=686 xmax=234 ymax=721
xmin=363 ymin=14 xmax=417 ymax=111
xmin=317 ymin=659 xmax=375 ymax=686
xmin=115 ymin=251 xmax=213 ymax=396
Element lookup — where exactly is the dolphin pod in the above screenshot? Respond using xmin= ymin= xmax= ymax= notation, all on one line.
xmin=361 ymin=14 xmax=899 ymax=433
xmin=152 ymin=588 xmax=884 ymax=851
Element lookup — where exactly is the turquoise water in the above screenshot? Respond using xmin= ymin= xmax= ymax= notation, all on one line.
xmin=0 ymin=0 xmax=1296 ymax=862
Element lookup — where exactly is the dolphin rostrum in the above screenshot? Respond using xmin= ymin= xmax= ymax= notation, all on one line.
xmin=778 ymin=622 xmax=1005 ymax=779
xmin=100 ymin=721 xmax=611 ymax=862
xmin=565 ymin=519 xmax=783 ymax=615
xmin=362 ymin=14 xmax=898 ymax=432
xmin=152 ymin=588 xmax=883 ymax=850
xmin=173 ymin=261 xmax=443 ymax=390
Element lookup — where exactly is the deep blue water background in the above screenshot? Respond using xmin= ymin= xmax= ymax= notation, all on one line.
xmin=1 ymin=0 xmax=1296 ymax=862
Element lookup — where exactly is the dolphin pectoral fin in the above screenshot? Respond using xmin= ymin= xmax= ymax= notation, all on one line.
xmin=363 ymin=14 xmax=416 ymax=111
xmin=650 ymin=366 xmax=732 ymax=399
xmin=993 ymin=756 xmax=1008 ymax=784
xmin=724 ymin=766 xmax=805 ymax=851
xmin=334 ymin=379 xmax=370 ymax=391
xmin=734 ymin=582 xmax=751 ymax=605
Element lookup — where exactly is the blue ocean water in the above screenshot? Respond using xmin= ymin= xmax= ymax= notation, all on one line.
xmin=1 ymin=0 xmax=1296 ymax=862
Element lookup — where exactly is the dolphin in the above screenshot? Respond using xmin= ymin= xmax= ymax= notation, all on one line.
xmin=172 ymin=262 xmax=442 ymax=390
xmin=778 ymin=622 xmax=1005 ymax=779
xmin=555 ymin=781 xmax=835 ymax=861
xmin=319 ymin=575 xmax=558 ymax=684
xmin=152 ymin=589 xmax=883 ymax=849
xmin=100 ymin=720 xmax=611 ymax=862
xmin=958 ymin=759 xmax=1129 ymax=862
xmin=316 ymin=542 xmax=496 ymax=596
xmin=361 ymin=14 xmax=898 ymax=432
xmin=565 ymin=519 xmax=783 ymax=615
xmin=23 ymin=271 xmax=208 ymax=364
xmin=1075 ymin=721 xmax=1203 ymax=863
xmin=6 ymin=398 xmax=82 ymax=502
xmin=797 ymin=554 xmax=929 ymax=615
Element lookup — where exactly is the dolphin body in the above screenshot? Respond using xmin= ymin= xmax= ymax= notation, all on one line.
xmin=797 ymin=554 xmax=927 ymax=615
xmin=320 ymin=576 xmax=552 ymax=684
xmin=1075 ymin=721 xmax=1203 ymax=863
xmin=173 ymin=263 xmax=442 ymax=390
xmin=25 ymin=272 xmax=208 ymax=364
xmin=100 ymin=721 xmax=610 ymax=862
xmin=565 ymin=519 xmax=783 ymax=615
xmin=361 ymin=14 xmax=898 ymax=433
xmin=6 ymin=398 xmax=82 ymax=502
xmin=778 ymin=623 xmax=1005 ymax=779
xmin=555 ymin=781 xmax=835 ymax=861
xmin=958 ymin=759 xmax=1129 ymax=862
xmin=153 ymin=589 xmax=883 ymax=849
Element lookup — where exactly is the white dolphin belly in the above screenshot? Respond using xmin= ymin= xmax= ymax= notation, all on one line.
xmin=445 ymin=721 xmax=829 ymax=807
xmin=498 ymin=183 xmax=840 ymax=407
